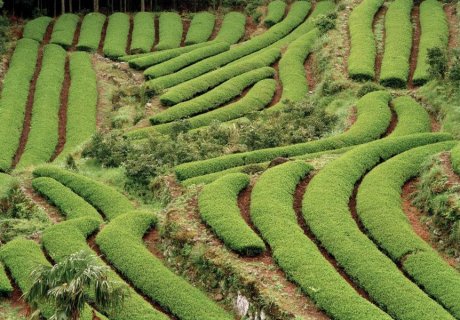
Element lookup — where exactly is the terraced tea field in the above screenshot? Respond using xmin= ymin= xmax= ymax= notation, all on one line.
xmin=0 ymin=1 xmax=460 ymax=319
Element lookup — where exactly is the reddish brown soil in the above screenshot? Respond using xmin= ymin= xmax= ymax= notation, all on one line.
xmin=408 ymin=6 xmax=421 ymax=89
xmin=295 ymin=175 xmax=373 ymax=301
xmin=6 ymin=270 xmax=30 ymax=317
xmin=97 ymin=18 xmax=108 ymax=54
xmin=304 ymin=52 xmax=316 ymax=92
xmin=430 ymin=114 xmax=441 ymax=132
xmin=383 ymin=103 xmax=398 ymax=137
xmin=345 ymin=106 xmax=358 ymax=131
xmin=180 ymin=19 xmax=191 ymax=47
xmin=349 ymin=180 xmax=371 ymax=236
xmin=439 ymin=152 xmax=460 ymax=187
xmin=126 ymin=15 xmax=134 ymax=54
xmin=143 ymin=228 xmax=164 ymax=260
xmin=208 ymin=14 xmax=223 ymax=41
xmin=50 ymin=57 xmax=70 ymax=161
xmin=153 ymin=14 xmax=160 ymax=50
xmin=445 ymin=4 xmax=459 ymax=53
xmin=11 ymin=23 xmax=53 ymax=169
xmin=268 ymin=60 xmax=283 ymax=108
xmin=244 ymin=16 xmax=258 ymax=41
xmin=373 ymin=6 xmax=387 ymax=81
xmin=401 ymin=179 xmax=457 ymax=267
xmin=70 ymin=18 xmax=82 ymax=52
xmin=22 ymin=185 xmax=62 ymax=223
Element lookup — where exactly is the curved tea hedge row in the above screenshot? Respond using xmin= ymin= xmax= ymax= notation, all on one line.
xmin=0 ymin=173 xmax=16 ymax=200
xmin=144 ymin=41 xmax=230 ymax=79
xmin=389 ymin=96 xmax=431 ymax=137
xmin=199 ymin=173 xmax=266 ymax=256
xmin=214 ymin=12 xmax=246 ymax=44
xmin=251 ymin=161 xmax=391 ymax=320
xmin=348 ymin=0 xmax=384 ymax=81
xmin=76 ymin=12 xmax=106 ymax=52
xmin=185 ymin=12 xmax=216 ymax=45
xmin=130 ymin=12 xmax=155 ymax=54
xmin=174 ymin=90 xmax=392 ymax=180
xmin=156 ymin=12 xmax=183 ymax=50
xmin=32 ymin=177 xmax=102 ymax=222
xmin=270 ymin=28 xmax=319 ymax=112
xmin=103 ymin=13 xmax=130 ymax=58
xmin=128 ymin=79 xmax=275 ymax=138
xmin=96 ymin=212 xmax=234 ymax=320
xmin=0 ymin=38 xmax=39 ymax=172
xmin=50 ymin=13 xmax=79 ymax=48
xmin=151 ymin=67 xmax=275 ymax=124
xmin=412 ymin=0 xmax=449 ymax=86
xmin=0 ymin=238 xmax=99 ymax=320
xmin=42 ymin=218 xmax=170 ymax=320
xmin=357 ymin=141 xmax=460 ymax=318
xmin=33 ymin=166 xmax=134 ymax=220
xmin=264 ymin=0 xmax=287 ymax=27
xmin=17 ymin=44 xmax=66 ymax=169
xmin=0 ymin=262 xmax=12 ymax=296
xmin=57 ymin=51 xmax=97 ymax=160
xmin=379 ymin=0 xmax=413 ymax=88
xmin=23 ymin=16 xmax=53 ymax=42
xmin=302 ymin=133 xmax=455 ymax=320
xmin=146 ymin=1 xmax=311 ymax=93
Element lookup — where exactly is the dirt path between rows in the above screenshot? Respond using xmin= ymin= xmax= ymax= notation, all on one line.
xmin=373 ymin=6 xmax=387 ymax=81
xmin=268 ymin=60 xmax=283 ymax=108
xmin=126 ymin=15 xmax=134 ymax=54
xmin=97 ymin=18 xmax=108 ymax=55
xmin=305 ymin=52 xmax=316 ymax=92
xmin=3 ymin=269 xmax=30 ymax=317
xmin=11 ymin=22 xmax=53 ymax=169
xmin=208 ymin=14 xmax=223 ymax=41
xmin=153 ymin=15 xmax=160 ymax=50
xmin=445 ymin=4 xmax=459 ymax=53
xmin=22 ymin=185 xmax=62 ymax=223
xmin=408 ymin=6 xmax=421 ymax=89
xmin=180 ymin=19 xmax=191 ymax=47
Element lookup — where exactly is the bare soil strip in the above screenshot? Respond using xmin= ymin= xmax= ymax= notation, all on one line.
xmin=268 ymin=60 xmax=283 ymax=108
xmin=382 ymin=103 xmax=398 ymax=137
xmin=70 ymin=17 xmax=82 ymax=52
xmin=208 ymin=14 xmax=223 ymax=41
xmin=11 ymin=23 xmax=53 ymax=169
xmin=4 ymin=268 xmax=30 ymax=317
xmin=373 ymin=6 xmax=387 ymax=81
xmin=445 ymin=4 xmax=459 ymax=53
xmin=305 ymin=52 xmax=316 ymax=92
xmin=126 ymin=14 xmax=134 ymax=54
xmin=153 ymin=14 xmax=160 ymax=50
xmin=408 ymin=6 xmax=421 ymax=89
xmin=180 ymin=19 xmax=191 ymax=47
xmin=22 ymin=185 xmax=62 ymax=223
xmin=97 ymin=17 xmax=108 ymax=55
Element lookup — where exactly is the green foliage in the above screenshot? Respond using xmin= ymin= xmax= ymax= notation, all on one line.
xmin=213 ymin=12 xmax=246 ymax=44
xmin=389 ymin=96 xmax=431 ymax=137
xmin=356 ymin=81 xmax=384 ymax=97
xmin=303 ymin=133 xmax=455 ymax=320
xmin=130 ymin=12 xmax=155 ymax=54
xmin=427 ymin=47 xmax=448 ymax=80
xmin=152 ymin=48 xmax=280 ymax=99
xmin=185 ymin=12 xmax=216 ymax=45
xmin=56 ymin=51 xmax=97 ymax=161
xmin=348 ymin=0 xmax=384 ymax=81
xmin=174 ymin=90 xmax=392 ymax=180
xmin=314 ymin=12 xmax=336 ymax=34
xmin=76 ymin=13 xmax=106 ymax=52
xmin=264 ymin=0 xmax=287 ymax=27
xmin=32 ymin=177 xmax=102 ymax=222
xmin=153 ymin=67 xmax=274 ymax=122
xmin=22 ymin=16 xmax=52 ymax=42
xmin=0 ymin=173 xmax=17 ymax=201
xmin=17 ymin=44 xmax=66 ymax=169
xmin=146 ymin=1 xmax=311 ymax=93
xmin=156 ymin=12 xmax=182 ymax=50
xmin=33 ymin=166 xmax=134 ymax=220
xmin=199 ymin=173 xmax=265 ymax=255
xmin=50 ymin=13 xmax=79 ymax=49
xmin=0 ymin=38 xmax=39 ymax=172
xmin=96 ymin=212 xmax=234 ymax=320
xmin=103 ymin=13 xmax=130 ymax=58
xmin=413 ymin=0 xmax=449 ymax=86
xmin=144 ymin=41 xmax=230 ymax=79
xmin=251 ymin=161 xmax=391 ymax=320
xmin=0 ymin=262 xmax=12 ymax=296
xmin=41 ymin=219 xmax=169 ymax=320
xmin=448 ymin=48 xmax=460 ymax=81
xmin=357 ymin=141 xmax=460 ymax=318
xmin=379 ymin=0 xmax=413 ymax=88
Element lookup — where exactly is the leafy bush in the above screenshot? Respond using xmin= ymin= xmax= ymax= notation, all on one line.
xmin=357 ymin=141 xmax=460 ymax=318
xmin=356 ymin=81 xmax=384 ymax=97
xmin=380 ymin=0 xmax=413 ymax=87
xmin=302 ymin=133 xmax=454 ymax=320
xmin=251 ymin=161 xmax=391 ymax=320
xmin=389 ymin=96 xmax=431 ymax=137
xmin=96 ymin=212 xmax=234 ymax=320
xmin=130 ymin=12 xmax=155 ymax=54
xmin=50 ymin=13 xmax=79 ymax=49
xmin=76 ymin=12 xmax=106 ymax=52
xmin=214 ymin=12 xmax=246 ymax=44
xmin=413 ymin=0 xmax=449 ymax=85
xmin=448 ymin=48 xmax=460 ymax=81
xmin=103 ymin=13 xmax=130 ymax=58
xmin=199 ymin=173 xmax=265 ymax=255
xmin=264 ymin=0 xmax=287 ymax=27
xmin=348 ymin=0 xmax=384 ymax=81
xmin=144 ymin=41 xmax=230 ymax=79
xmin=22 ymin=16 xmax=52 ymax=42
xmin=152 ymin=67 xmax=274 ymax=122
xmin=156 ymin=12 xmax=182 ymax=50
xmin=185 ymin=12 xmax=215 ymax=45
xmin=0 ymin=38 xmax=39 ymax=171
xmin=17 ymin=44 xmax=66 ymax=169
xmin=427 ymin=47 xmax=448 ymax=80
xmin=56 ymin=52 xmax=97 ymax=161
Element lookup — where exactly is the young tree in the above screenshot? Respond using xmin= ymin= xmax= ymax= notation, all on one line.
xmin=24 ymin=250 xmax=128 ymax=320
xmin=448 ymin=48 xmax=460 ymax=81
xmin=427 ymin=47 xmax=448 ymax=80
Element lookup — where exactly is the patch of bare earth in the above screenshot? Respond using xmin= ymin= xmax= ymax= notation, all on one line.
xmin=180 ymin=19 xmax=191 ymax=47
xmin=345 ymin=106 xmax=357 ymax=130
xmin=445 ymin=4 xmax=459 ymax=52
xmin=268 ymin=59 xmax=283 ymax=107
xmin=373 ymin=6 xmax=387 ymax=81
xmin=22 ymin=185 xmax=62 ymax=223
xmin=97 ymin=18 xmax=108 ymax=55
xmin=408 ymin=6 xmax=421 ymax=89
xmin=4 ymin=269 xmax=30 ymax=317
xmin=305 ymin=52 xmax=316 ymax=92
xmin=382 ymin=103 xmax=398 ymax=137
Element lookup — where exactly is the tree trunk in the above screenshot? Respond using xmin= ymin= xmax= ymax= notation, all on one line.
xmin=54 ymin=0 xmax=57 ymax=16
xmin=78 ymin=0 xmax=81 ymax=11
xmin=141 ymin=0 xmax=145 ymax=11
xmin=150 ymin=0 xmax=153 ymax=11
xmin=94 ymin=0 xmax=99 ymax=12
xmin=69 ymin=0 xmax=72 ymax=12
xmin=61 ymin=0 xmax=65 ymax=14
